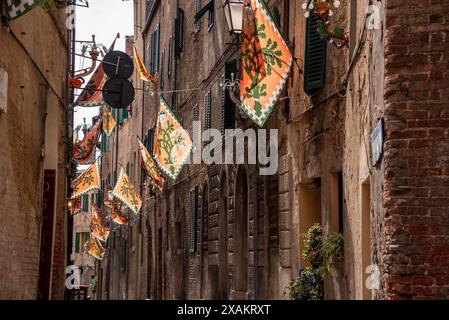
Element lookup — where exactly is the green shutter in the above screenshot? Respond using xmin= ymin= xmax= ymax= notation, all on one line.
xmin=123 ymin=107 xmax=129 ymax=121
xmin=155 ymin=24 xmax=160 ymax=72
xmin=75 ymin=233 xmax=80 ymax=253
xmin=223 ymin=60 xmax=237 ymax=133
xmin=304 ymin=13 xmax=327 ymax=96
xmin=189 ymin=187 xmax=198 ymax=253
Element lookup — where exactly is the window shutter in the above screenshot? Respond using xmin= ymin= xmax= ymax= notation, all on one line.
xmin=195 ymin=0 xmax=202 ymax=33
xmin=168 ymin=35 xmax=173 ymax=77
xmin=147 ymin=126 xmax=155 ymax=156
xmin=82 ymin=194 xmax=89 ymax=211
xmin=189 ymin=188 xmax=198 ymax=253
xmin=204 ymin=90 xmax=211 ymax=131
xmin=207 ymin=0 xmax=214 ymax=30
xmin=123 ymin=106 xmax=129 ymax=121
xmin=175 ymin=9 xmax=184 ymax=59
xmin=75 ymin=233 xmax=80 ymax=253
xmin=192 ymin=104 xmax=200 ymax=154
xmin=155 ymin=24 xmax=160 ymax=73
xmin=223 ymin=59 xmax=237 ymax=132
xmin=160 ymin=49 xmax=165 ymax=89
xmin=304 ymin=13 xmax=327 ymax=96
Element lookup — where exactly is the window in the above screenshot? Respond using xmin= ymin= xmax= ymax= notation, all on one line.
xmin=168 ymin=35 xmax=173 ymax=77
xmin=192 ymin=104 xmax=200 ymax=156
xmin=160 ymin=49 xmax=165 ymax=89
xmin=222 ymin=59 xmax=237 ymax=135
xmin=207 ymin=0 xmax=214 ymax=30
xmin=75 ymin=233 xmax=80 ymax=253
xmin=304 ymin=12 xmax=327 ymax=96
xmin=82 ymin=194 xmax=89 ymax=212
xmin=189 ymin=187 xmax=198 ymax=253
xmin=195 ymin=0 xmax=202 ymax=33
xmin=194 ymin=0 xmax=214 ymax=31
xmin=175 ymin=9 xmax=184 ymax=59
xmin=272 ymin=6 xmax=281 ymax=29
xmin=203 ymin=90 xmax=212 ymax=147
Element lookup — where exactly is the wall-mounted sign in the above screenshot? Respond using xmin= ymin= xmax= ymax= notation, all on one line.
xmin=370 ymin=118 xmax=384 ymax=166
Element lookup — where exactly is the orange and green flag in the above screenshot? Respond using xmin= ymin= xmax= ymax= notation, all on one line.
xmin=240 ymin=0 xmax=293 ymax=127
xmin=70 ymin=159 xmax=101 ymax=199
xmin=72 ymin=119 xmax=102 ymax=165
xmin=90 ymin=204 xmax=110 ymax=242
xmin=102 ymin=106 xmax=116 ymax=136
xmin=153 ymin=97 xmax=193 ymax=181
xmin=133 ymin=46 xmax=154 ymax=83
xmin=104 ymin=193 xmax=128 ymax=225
xmin=86 ymin=235 xmax=106 ymax=261
xmin=74 ymin=64 xmax=106 ymax=107
xmin=137 ymin=137 xmax=164 ymax=192
xmin=111 ymin=167 xmax=142 ymax=215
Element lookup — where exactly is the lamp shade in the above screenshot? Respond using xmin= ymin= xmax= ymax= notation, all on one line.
xmin=223 ymin=0 xmax=243 ymax=34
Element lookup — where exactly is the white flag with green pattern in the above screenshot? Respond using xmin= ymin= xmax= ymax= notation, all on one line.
xmin=7 ymin=0 xmax=48 ymax=20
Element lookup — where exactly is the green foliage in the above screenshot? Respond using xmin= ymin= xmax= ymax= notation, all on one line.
xmin=288 ymin=224 xmax=344 ymax=300
xmin=90 ymin=276 xmax=97 ymax=293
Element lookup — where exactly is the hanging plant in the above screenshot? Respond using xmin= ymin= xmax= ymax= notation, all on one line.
xmin=288 ymin=224 xmax=345 ymax=300
xmin=301 ymin=0 xmax=349 ymax=48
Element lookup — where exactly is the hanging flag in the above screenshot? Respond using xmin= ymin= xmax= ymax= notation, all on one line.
xmin=74 ymin=64 xmax=106 ymax=107
xmin=68 ymin=197 xmax=82 ymax=215
xmin=72 ymin=119 xmax=102 ymax=165
xmin=153 ymin=97 xmax=193 ymax=181
xmin=104 ymin=193 xmax=128 ymax=225
xmin=6 ymin=0 xmax=48 ymax=20
xmin=111 ymin=167 xmax=142 ymax=215
xmin=86 ymin=235 xmax=106 ymax=261
xmin=133 ymin=46 xmax=154 ymax=83
xmin=90 ymin=204 xmax=110 ymax=242
xmin=71 ymin=159 xmax=101 ymax=199
xmin=102 ymin=106 xmax=116 ymax=136
xmin=240 ymin=0 xmax=293 ymax=127
xmin=137 ymin=137 xmax=164 ymax=192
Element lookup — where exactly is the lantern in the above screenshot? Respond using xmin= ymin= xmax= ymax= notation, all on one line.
xmin=223 ymin=0 xmax=244 ymax=34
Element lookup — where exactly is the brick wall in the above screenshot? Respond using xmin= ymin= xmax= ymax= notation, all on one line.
xmin=383 ymin=0 xmax=449 ymax=299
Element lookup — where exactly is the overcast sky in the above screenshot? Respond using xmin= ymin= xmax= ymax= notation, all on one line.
xmin=73 ymin=0 xmax=133 ymax=130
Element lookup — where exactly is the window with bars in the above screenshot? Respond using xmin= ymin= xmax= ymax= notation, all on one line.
xmin=189 ymin=187 xmax=198 ymax=253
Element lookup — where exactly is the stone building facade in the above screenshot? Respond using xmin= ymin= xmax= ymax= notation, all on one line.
xmin=0 ymin=4 xmax=70 ymax=299
xmin=96 ymin=0 xmax=449 ymax=300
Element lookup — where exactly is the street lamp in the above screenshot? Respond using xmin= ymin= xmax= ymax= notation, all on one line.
xmin=223 ymin=0 xmax=243 ymax=34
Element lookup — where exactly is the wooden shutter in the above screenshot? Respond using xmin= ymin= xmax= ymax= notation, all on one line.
xmin=175 ymin=9 xmax=184 ymax=59
xmin=207 ymin=0 xmax=214 ymax=30
xmin=160 ymin=49 xmax=165 ymax=89
xmin=223 ymin=59 xmax=237 ymax=132
xmin=204 ymin=90 xmax=211 ymax=131
xmin=304 ymin=13 xmax=327 ymax=96
xmin=75 ymin=233 xmax=80 ymax=253
xmin=155 ymin=24 xmax=160 ymax=73
xmin=189 ymin=188 xmax=198 ymax=253
xmin=168 ymin=35 xmax=173 ymax=77
xmin=82 ymin=194 xmax=89 ymax=211
xmin=195 ymin=0 xmax=202 ymax=33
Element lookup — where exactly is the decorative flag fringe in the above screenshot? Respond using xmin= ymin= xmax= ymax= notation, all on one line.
xmin=111 ymin=167 xmax=142 ymax=215
xmin=240 ymin=0 xmax=293 ymax=127
xmin=153 ymin=96 xmax=193 ymax=181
